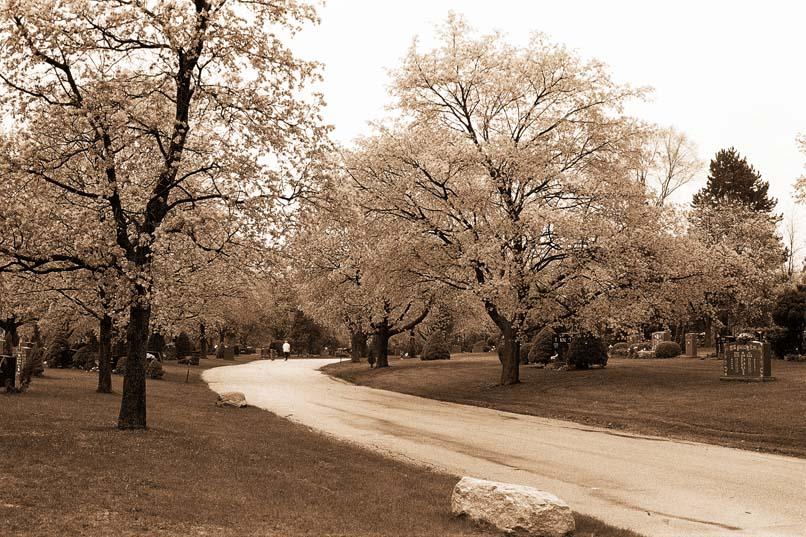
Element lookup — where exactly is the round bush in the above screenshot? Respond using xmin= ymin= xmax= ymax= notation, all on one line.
xmin=528 ymin=328 xmax=556 ymax=364
xmin=71 ymin=346 xmax=98 ymax=370
xmin=113 ymin=355 xmax=127 ymax=375
xmin=566 ymin=334 xmax=608 ymax=370
xmin=421 ymin=332 xmax=451 ymax=360
xmin=146 ymin=357 xmax=164 ymax=379
xmin=654 ymin=341 xmax=681 ymax=358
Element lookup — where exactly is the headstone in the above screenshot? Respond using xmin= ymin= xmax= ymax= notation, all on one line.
xmin=684 ymin=333 xmax=699 ymax=358
xmin=222 ymin=346 xmax=235 ymax=360
xmin=651 ymin=331 xmax=671 ymax=350
xmin=716 ymin=335 xmax=736 ymax=359
xmin=553 ymin=333 xmax=572 ymax=362
xmin=721 ymin=341 xmax=774 ymax=382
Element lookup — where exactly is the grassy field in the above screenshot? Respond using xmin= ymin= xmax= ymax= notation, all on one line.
xmin=0 ymin=357 xmax=642 ymax=537
xmin=325 ymin=354 xmax=806 ymax=459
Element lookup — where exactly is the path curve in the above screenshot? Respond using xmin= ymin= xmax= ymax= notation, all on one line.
xmin=203 ymin=359 xmax=806 ymax=537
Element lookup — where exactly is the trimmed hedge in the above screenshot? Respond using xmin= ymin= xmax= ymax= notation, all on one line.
xmin=654 ymin=341 xmax=682 ymax=359
xmin=566 ymin=334 xmax=608 ymax=369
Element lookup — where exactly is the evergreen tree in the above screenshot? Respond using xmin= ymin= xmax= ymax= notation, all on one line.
xmin=692 ymin=148 xmax=776 ymax=212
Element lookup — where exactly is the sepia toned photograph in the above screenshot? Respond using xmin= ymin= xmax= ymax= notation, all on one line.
xmin=1 ymin=1 xmax=805 ymax=536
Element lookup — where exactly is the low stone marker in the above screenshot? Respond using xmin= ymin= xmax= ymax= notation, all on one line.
xmin=451 ymin=477 xmax=574 ymax=537
xmin=721 ymin=341 xmax=774 ymax=382
xmin=651 ymin=330 xmax=671 ymax=350
xmin=216 ymin=392 xmax=247 ymax=407
xmin=685 ymin=333 xmax=699 ymax=358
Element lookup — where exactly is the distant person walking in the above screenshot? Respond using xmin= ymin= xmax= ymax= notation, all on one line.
xmin=282 ymin=340 xmax=291 ymax=361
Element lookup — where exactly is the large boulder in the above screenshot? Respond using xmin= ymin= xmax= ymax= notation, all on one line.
xmin=451 ymin=477 xmax=574 ymax=537
xmin=216 ymin=392 xmax=247 ymax=408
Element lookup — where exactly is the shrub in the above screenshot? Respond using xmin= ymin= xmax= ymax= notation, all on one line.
xmin=113 ymin=355 xmax=127 ymax=375
xmin=71 ymin=346 xmax=98 ymax=370
xmin=608 ymin=342 xmax=630 ymax=358
xmin=174 ymin=332 xmax=192 ymax=358
xmin=162 ymin=343 xmax=177 ymax=361
xmin=772 ymin=284 xmax=806 ymax=354
xmin=627 ymin=341 xmax=652 ymax=358
xmin=767 ymin=326 xmax=790 ymax=358
xmin=45 ymin=332 xmax=72 ymax=368
xmin=146 ymin=356 xmax=164 ymax=379
xmin=654 ymin=341 xmax=682 ymax=358
xmin=421 ymin=332 xmax=451 ymax=360
xmin=19 ymin=344 xmax=45 ymax=391
xmin=528 ymin=328 xmax=556 ymax=364
xmin=470 ymin=340 xmax=489 ymax=353
xmin=519 ymin=341 xmax=532 ymax=364
xmin=566 ymin=334 xmax=607 ymax=370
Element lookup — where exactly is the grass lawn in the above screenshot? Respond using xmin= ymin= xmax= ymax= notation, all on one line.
xmin=324 ymin=354 xmax=806 ymax=459
xmin=0 ymin=357 xmax=641 ymax=537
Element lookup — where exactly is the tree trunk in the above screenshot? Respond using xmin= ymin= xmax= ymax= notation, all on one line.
xmin=1 ymin=320 xmax=18 ymax=392
xmin=216 ymin=330 xmax=225 ymax=359
xmin=97 ymin=314 xmax=113 ymax=394
xmin=375 ymin=325 xmax=390 ymax=368
xmin=499 ymin=326 xmax=520 ymax=385
xmin=704 ymin=317 xmax=714 ymax=347
xmin=118 ymin=300 xmax=149 ymax=429
xmin=350 ymin=330 xmax=366 ymax=363
xmin=199 ymin=323 xmax=208 ymax=358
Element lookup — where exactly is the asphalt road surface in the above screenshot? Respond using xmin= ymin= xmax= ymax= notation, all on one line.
xmin=203 ymin=359 xmax=806 ymax=537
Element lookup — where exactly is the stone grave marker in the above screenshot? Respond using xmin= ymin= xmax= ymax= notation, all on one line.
xmin=721 ymin=341 xmax=774 ymax=382
xmin=553 ymin=333 xmax=572 ymax=362
xmin=685 ymin=333 xmax=699 ymax=357
xmin=651 ymin=330 xmax=671 ymax=350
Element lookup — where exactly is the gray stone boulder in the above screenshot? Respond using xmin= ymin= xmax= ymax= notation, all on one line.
xmin=451 ymin=477 xmax=574 ymax=537
xmin=215 ymin=392 xmax=247 ymax=408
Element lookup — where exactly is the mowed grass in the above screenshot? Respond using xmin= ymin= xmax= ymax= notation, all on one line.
xmin=0 ymin=357 xmax=642 ymax=537
xmin=325 ymin=354 xmax=806 ymax=458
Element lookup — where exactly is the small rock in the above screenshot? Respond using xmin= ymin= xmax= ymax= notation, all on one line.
xmin=451 ymin=476 xmax=575 ymax=537
xmin=216 ymin=392 xmax=247 ymax=408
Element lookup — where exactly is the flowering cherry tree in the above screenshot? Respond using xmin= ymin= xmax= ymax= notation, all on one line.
xmin=344 ymin=17 xmax=672 ymax=384
xmin=0 ymin=0 xmax=325 ymax=428
xmin=292 ymin=180 xmax=432 ymax=367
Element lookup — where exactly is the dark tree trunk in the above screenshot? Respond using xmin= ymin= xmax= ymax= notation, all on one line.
xmin=1 ymin=320 xmax=19 ymax=392
xmin=97 ymin=314 xmax=113 ymax=394
xmin=350 ymin=330 xmax=366 ymax=363
xmin=374 ymin=325 xmax=390 ymax=368
xmin=118 ymin=300 xmax=149 ymax=429
xmin=499 ymin=326 xmax=520 ymax=385
xmin=216 ymin=330 xmax=225 ymax=359
xmin=199 ymin=323 xmax=208 ymax=357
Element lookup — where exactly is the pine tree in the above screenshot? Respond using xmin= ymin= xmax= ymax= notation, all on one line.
xmin=692 ymin=148 xmax=776 ymax=212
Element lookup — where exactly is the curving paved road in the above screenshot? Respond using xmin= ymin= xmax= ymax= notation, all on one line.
xmin=203 ymin=359 xmax=806 ymax=537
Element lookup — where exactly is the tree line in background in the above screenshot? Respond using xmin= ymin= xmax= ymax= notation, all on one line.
xmin=1 ymin=7 xmax=805 ymax=428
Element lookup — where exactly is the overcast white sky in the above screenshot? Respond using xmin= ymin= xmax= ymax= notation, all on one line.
xmin=294 ymin=0 xmax=806 ymax=262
